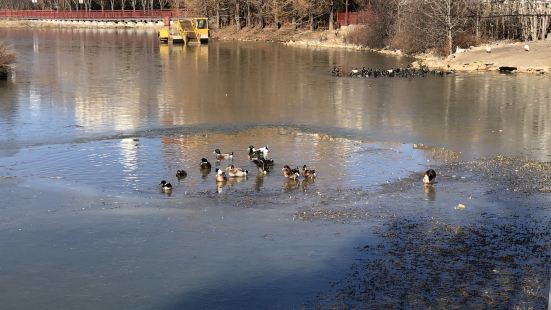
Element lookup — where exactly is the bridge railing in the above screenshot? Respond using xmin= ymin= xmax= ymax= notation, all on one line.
xmin=0 ymin=10 xmax=194 ymax=20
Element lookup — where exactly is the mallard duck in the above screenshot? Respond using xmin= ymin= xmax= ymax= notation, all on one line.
xmin=159 ymin=180 xmax=172 ymax=193
xmin=215 ymin=168 xmax=228 ymax=182
xmin=225 ymin=164 xmax=248 ymax=177
xmin=302 ymin=165 xmax=316 ymax=178
xmin=253 ymin=159 xmax=269 ymax=174
xmin=200 ymin=158 xmax=212 ymax=169
xmin=423 ymin=169 xmax=437 ymax=185
xmin=282 ymin=165 xmax=300 ymax=180
xmin=214 ymin=149 xmax=233 ymax=160
xmin=176 ymin=169 xmax=187 ymax=179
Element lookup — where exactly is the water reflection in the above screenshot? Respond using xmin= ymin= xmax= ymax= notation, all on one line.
xmin=301 ymin=177 xmax=316 ymax=192
xmin=423 ymin=184 xmax=436 ymax=201
xmin=0 ymin=127 xmax=435 ymax=196
xmin=254 ymin=174 xmax=265 ymax=192
xmin=119 ymin=138 xmax=139 ymax=189
xmin=1 ymin=29 xmax=551 ymax=160
xmin=0 ymin=81 xmax=20 ymax=157
xmin=282 ymin=178 xmax=301 ymax=192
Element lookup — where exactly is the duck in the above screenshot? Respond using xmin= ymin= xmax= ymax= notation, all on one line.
xmin=485 ymin=45 xmax=491 ymax=53
xmin=200 ymin=158 xmax=212 ymax=170
xmin=215 ymin=168 xmax=228 ymax=182
xmin=176 ymin=169 xmax=187 ymax=179
xmin=159 ymin=180 xmax=173 ymax=193
xmin=282 ymin=165 xmax=300 ymax=180
xmin=263 ymin=158 xmax=274 ymax=166
xmin=257 ymin=145 xmax=269 ymax=158
xmin=248 ymin=145 xmax=264 ymax=159
xmin=254 ymin=157 xmax=274 ymax=166
xmin=225 ymin=164 xmax=248 ymax=177
xmin=253 ymin=159 xmax=270 ymax=174
xmin=423 ymin=169 xmax=437 ymax=185
xmin=524 ymin=44 xmax=530 ymax=52
xmin=302 ymin=165 xmax=316 ymax=178
xmin=213 ymin=148 xmax=233 ymax=160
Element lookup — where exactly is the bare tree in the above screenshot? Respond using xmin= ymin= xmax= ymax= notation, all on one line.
xmin=158 ymin=0 xmax=169 ymax=10
xmin=415 ymin=0 xmax=469 ymax=55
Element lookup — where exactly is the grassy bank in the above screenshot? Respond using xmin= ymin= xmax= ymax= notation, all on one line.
xmin=0 ymin=42 xmax=16 ymax=79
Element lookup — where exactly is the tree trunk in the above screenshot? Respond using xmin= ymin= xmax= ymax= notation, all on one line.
xmin=475 ymin=11 xmax=479 ymax=40
xmin=446 ymin=0 xmax=452 ymax=55
xmin=215 ymin=1 xmax=220 ymax=28
xmin=329 ymin=7 xmax=334 ymax=31
xmin=309 ymin=12 xmax=314 ymax=31
xmin=246 ymin=0 xmax=251 ymax=27
xmin=235 ymin=1 xmax=241 ymax=30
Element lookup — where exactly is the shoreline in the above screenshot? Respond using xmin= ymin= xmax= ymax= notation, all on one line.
xmin=2 ymin=19 xmax=550 ymax=74
xmin=212 ymin=26 xmax=550 ymax=74
xmin=211 ymin=25 xmax=407 ymax=57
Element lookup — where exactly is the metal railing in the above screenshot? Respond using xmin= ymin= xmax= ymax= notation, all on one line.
xmin=0 ymin=9 xmax=194 ymax=20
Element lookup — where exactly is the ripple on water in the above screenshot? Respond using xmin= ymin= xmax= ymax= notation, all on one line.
xmin=0 ymin=127 xmax=458 ymax=198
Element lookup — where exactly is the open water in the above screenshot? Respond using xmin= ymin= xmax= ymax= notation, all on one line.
xmin=0 ymin=28 xmax=549 ymax=309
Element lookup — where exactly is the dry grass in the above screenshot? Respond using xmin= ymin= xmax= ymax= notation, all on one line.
xmin=0 ymin=42 xmax=16 ymax=78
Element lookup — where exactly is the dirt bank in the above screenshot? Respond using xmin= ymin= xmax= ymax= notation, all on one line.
xmin=212 ymin=25 xmax=405 ymax=56
xmin=215 ymin=27 xmax=550 ymax=74
xmin=412 ymin=40 xmax=551 ymax=74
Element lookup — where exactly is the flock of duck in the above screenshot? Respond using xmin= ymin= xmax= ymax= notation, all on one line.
xmin=158 ymin=144 xmax=438 ymax=194
xmin=159 ymin=145 xmax=317 ymax=194
xmin=331 ymin=66 xmax=453 ymax=78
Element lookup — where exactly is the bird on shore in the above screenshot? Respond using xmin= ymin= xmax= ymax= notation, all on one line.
xmin=214 ymin=148 xmax=233 ymax=160
xmin=485 ymin=45 xmax=491 ymax=53
xmin=215 ymin=168 xmax=228 ymax=182
xmin=159 ymin=180 xmax=173 ymax=193
xmin=302 ymin=165 xmax=316 ymax=179
xmin=282 ymin=165 xmax=300 ymax=180
xmin=200 ymin=158 xmax=212 ymax=169
xmin=423 ymin=169 xmax=437 ymax=185
xmin=225 ymin=164 xmax=248 ymax=177
xmin=176 ymin=170 xmax=187 ymax=179
xmin=524 ymin=44 xmax=530 ymax=52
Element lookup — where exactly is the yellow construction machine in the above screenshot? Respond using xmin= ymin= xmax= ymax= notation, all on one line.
xmin=158 ymin=18 xmax=209 ymax=44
